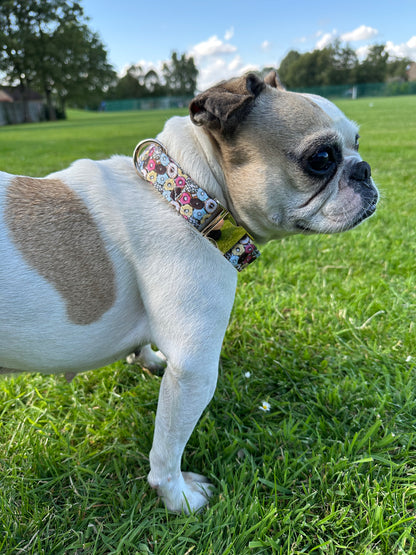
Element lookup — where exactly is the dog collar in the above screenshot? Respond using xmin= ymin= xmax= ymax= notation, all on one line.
xmin=133 ymin=139 xmax=260 ymax=271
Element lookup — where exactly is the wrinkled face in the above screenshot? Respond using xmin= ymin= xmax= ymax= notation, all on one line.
xmin=219 ymin=87 xmax=379 ymax=242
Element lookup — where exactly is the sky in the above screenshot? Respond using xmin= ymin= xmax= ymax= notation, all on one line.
xmin=81 ymin=0 xmax=416 ymax=91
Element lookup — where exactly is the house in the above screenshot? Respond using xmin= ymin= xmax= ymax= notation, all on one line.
xmin=407 ymin=62 xmax=416 ymax=82
xmin=0 ymin=86 xmax=44 ymax=125
xmin=0 ymin=90 xmax=13 ymax=103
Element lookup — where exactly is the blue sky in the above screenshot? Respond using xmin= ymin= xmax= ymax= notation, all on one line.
xmin=82 ymin=0 xmax=416 ymax=90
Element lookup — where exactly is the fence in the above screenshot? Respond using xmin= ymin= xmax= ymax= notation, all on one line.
xmin=103 ymin=95 xmax=192 ymax=112
xmin=103 ymin=82 xmax=416 ymax=114
xmin=292 ymin=81 xmax=416 ymax=99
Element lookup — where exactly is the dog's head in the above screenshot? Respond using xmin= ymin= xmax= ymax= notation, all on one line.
xmin=190 ymin=72 xmax=379 ymax=242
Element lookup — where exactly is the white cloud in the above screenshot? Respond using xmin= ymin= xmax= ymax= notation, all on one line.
xmin=355 ymin=45 xmax=371 ymax=60
xmin=385 ymin=36 xmax=416 ymax=59
xmin=121 ymin=33 xmax=249 ymax=91
xmin=314 ymin=25 xmax=378 ymax=51
xmin=188 ymin=35 xmax=237 ymax=61
xmin=119 ymin=59 xmax=163 ymax=78
xmin=315 ymin=30 xmax=337 ymax=50
xmin=228 ymin=54 xmax=243 ymax=72
xmin=124 ymin=24 xmax=416 ymax=96
xmin=196 ymin=54 xmax=258 ymax=91
xmin=341 ymin=25 xmax=378 ymax=42
xmin=355 ymin=35 xmax=416 ymax=61
xmin=224 ymin=27 xmax=234 ymax=41
xmin=187 ymin=34 xmax=258 ymax=90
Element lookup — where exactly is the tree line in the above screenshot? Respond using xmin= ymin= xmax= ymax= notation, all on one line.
xmin=0 ymin=0 xmax=115 ymax=119
xmin=106 ymin=53 xmax=198 ymax=101
xmin=276 ymin=42 xmax=411 ymax=89
xmin=0 ymin=1 xmax=413 ymax=122
xmin=0 ymin=0 xmax=197 ymax=119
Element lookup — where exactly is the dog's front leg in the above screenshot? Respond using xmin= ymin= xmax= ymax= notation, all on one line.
xmin=148 ymin=355 xmax=218 ymax=513
xmin=139 ymin=247 xmax=237 ymax=512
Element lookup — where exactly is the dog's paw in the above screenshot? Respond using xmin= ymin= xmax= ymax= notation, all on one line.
xmin=152 ymin=472 xmax=214 ymax=514
xmin=181 ymin=472 xmax=214 ymax=513
xmin=126 ymin=344 xmax=167 ymax=376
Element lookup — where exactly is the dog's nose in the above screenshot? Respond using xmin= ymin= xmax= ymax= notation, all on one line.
xmin=351 ymin=161 xmax=371 ymax=181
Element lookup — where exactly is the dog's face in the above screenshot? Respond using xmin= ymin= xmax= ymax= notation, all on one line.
xmin=190 ymin=72 xmax=379 ymax=242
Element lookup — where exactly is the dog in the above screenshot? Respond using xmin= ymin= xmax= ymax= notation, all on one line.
xmin=0 ymin=71 xmax=378 ymax=512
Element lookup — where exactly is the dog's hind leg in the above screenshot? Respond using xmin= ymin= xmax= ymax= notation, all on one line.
xmin=126 ymin=344 xmax=167 ymax=376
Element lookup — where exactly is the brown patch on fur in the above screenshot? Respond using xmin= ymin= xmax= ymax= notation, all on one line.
xmin=6 ymin=177 xmax=116 ymax=325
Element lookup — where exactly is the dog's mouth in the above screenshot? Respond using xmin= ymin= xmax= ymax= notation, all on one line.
xmin=296 ymin=195 xmax=378 ymax=234
xmin=356 ymin=197 xmax=378 ymax=222
xmin=295 ymin=222 xmax=315 ymax=233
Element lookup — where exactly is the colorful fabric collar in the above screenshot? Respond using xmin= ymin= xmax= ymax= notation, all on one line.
xmin=133 ymin=139 xmax=260 ymax=271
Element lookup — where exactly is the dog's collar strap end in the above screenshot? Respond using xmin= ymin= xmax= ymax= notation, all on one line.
xmin=133 ymin=139 xmax=260 ymax=271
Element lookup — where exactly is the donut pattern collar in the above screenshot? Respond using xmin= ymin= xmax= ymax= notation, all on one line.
xmin=133 ymin=139 xmax=260 ymax=272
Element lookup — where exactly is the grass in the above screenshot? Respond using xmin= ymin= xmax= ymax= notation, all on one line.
xmin=0 ymin=108 xmax=188 ymax=176
xmin=0 ymin=95 xmax=416 ymax=554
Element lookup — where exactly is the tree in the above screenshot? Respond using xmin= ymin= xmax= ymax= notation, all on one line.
xmin=106 ymin=52 xmax=199 ymax=100
xmin=278 ymin=49 xmax=335 ymax=88
xmin=386 ymin=57 xmax=413 ymax=81
xmin=277 ymin=42 xmax=411 ymax=89
xmin=277 ymin=50 xmax=301 ymax=88
xmin=355 ymin=44 xmax=389 ymax=84
xmin=330 ymin=41 xmax=358 ymax=84
xmin=144 ymin=69 xmax=163 ymax=96
xmin=50 ymin=20 xmax=116 ymax=112
xmin=0 ymin=0 xmax=115 ymax=120
xmin=0 ymin=0 xmax=43 ymax=121
xmin=162 ymin=51 xmax=198 ymax=96
xmin=107 ymin=64 xmax=146 ymax=100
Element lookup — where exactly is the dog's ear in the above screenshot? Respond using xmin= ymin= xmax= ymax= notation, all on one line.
xmin=264 ymin=70 xmax=286 ymax=91
xmin=189 ymin=73 xmax=265 ymax=135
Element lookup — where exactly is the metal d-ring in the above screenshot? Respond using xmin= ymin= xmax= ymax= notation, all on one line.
xmin=133 ymin=138 xmax=167 ymax=172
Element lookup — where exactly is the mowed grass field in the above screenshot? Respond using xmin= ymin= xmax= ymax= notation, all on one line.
xmin=0 ymin=95 xmax=415 ymax=554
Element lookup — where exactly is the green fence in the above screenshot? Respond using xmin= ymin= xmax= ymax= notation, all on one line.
xmin=292 ymin=81 xmax=416 ymax=99
xmin=103 ymin=95 xmax=192 ymax=112
xmin=103 ymin=81 xmax=416 ymax=112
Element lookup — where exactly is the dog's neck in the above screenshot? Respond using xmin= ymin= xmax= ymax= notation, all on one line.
xmin=134 ymin=139 xmax=260 ymax=271
xmin=157 ymin=116 xmax=229 ymax=208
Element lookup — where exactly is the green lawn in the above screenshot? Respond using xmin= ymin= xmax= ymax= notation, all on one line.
xmin=1 ymin=96 xmax=416 ymax=554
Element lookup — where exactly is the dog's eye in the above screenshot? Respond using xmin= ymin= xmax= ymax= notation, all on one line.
xmin=307 ymin=148 xmax=336 ymax=176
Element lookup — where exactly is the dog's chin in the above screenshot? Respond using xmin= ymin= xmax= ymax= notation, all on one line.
xmin=295 ymin=199 xmax=378 ymax=235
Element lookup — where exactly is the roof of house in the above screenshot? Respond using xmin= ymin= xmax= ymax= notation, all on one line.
xmin=0 ymin=87 xmax=43 ymax=102
xmin=0 ymin=90 xmax=14 ymax=102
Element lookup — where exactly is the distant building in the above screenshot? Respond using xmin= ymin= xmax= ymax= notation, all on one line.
xmin=0 ymin=87 xmax=44 ymax=125
xmin=0 ymin=90 xmax=13 ymax=103
xmin=407 ymin=62 xmax=416 ymax=82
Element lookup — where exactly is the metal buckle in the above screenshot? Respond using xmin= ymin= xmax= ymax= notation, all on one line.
xmin=133 ymin=138 xmax=166 ymax=172
xmin=200 ymin=204 xmax=229 ymax=237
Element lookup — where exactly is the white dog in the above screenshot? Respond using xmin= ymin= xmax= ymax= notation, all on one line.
xmin=0 ymin=72 xmax=378 ymax=512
